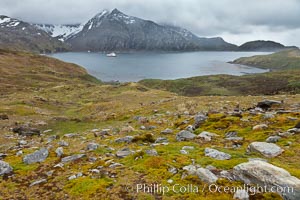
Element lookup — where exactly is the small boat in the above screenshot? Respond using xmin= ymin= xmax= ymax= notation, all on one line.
xmin=106 ymin=52 xmax=117 ymax=57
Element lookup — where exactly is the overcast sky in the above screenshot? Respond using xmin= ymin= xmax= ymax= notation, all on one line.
xmin=1 ymin=0 xmax=300 ymax=46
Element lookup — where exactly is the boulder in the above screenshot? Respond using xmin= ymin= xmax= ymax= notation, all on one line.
xmin=247 ymin=142 xmax=283 ymax=158
xmin=266 ymin=136 xmax=281 ymax=143
xmin=61 ymin=154 xmax=86 ymax=163
xmin=86 ymin=143 xmax=99 ymax=151
xmin=225 ymin=131 xmax=238 ymax=138
xmin=13 ymin=126 xmax=40 ymax=136
xmin=205 ymin=148 xmax=231 ymax=160
xmin=196 ymin=168 xmax=218 ymax=183
xmin=55 ymin=147 xmax=64 ymax=157
xmin=233 ymin=160 xmax=300 ymax=200
xmin=193 ymin=114 xmax=207 ymax=128
xmin=23 ymin=148 xmax=49 ymax=164
xmin=197 ymin=131 xmax=218 ymax=141
xmin=176 ymin=130 xmax=196 ymax=141
xmin=0 ymin=160 xmax=13 ymax=176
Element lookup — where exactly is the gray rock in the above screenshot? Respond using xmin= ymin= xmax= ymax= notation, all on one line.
xmin=161 ymin=128 xmax=173 ymax=134
xmin=30 ymin=179 xmax=47 ymax=187
xmin=193 ymin=114 xmax=207 ymax=128
xmin=183 ymin=165 xmax=197 ymax=175
xmin=186 ymin=125 xmax=194 ymax=132
xmin=0 ymin=153 xmax=7 ymax=159
xmin=287 ymin=128 xmax=300 ymax=134
xmin=233 ymin=160 xmax=300 ymax=200
xmin=197 ymin=131 xmax=218 ymax=141
xmin=116 ymin=148 xmax=133 ymax=158
xmin=64 ymin=133 xmax=79 ymax=138
xmin=47 ymin=135 xmax=58 ymax=143
xmin=205 ymin=148 xmax=231 ymax=160
xmin=0 ymin=160 xmax=13 ymax=175
xmin=220 ymin=170 xmax=234 ymax=181
xmin=176 ymin=130 xmax=196 ymax=141
xmin=263 ymin=113 xmax=275 ymax=119
xmin=266 ymin=136 xmax=281 ymax=143
xmin=86 ymin=143 xmax=99 ymax=151
xmin=182 ymin=146 xmax=194 ymax=150
xmin=225 ymin=137 xmax=244 ymax=141
xmin=168 ymin=166 xmax=178 ymax=174
xmin=196 ymin=168 xmax=218 ymax=183
xmin=145 ymin=149 xmax=158 ymax=156
xmin=58 ymin=140 xmax=69 ymax=147
xmin=233 ymin=189 xmax=249 ymax=200
xmin=55 ymin=147 xmax=64 ymax=157
xmin=109 ymin=162 xmax=123 ymax=168
xmin=114 ymin=136 xmax=134 ymax=143
xmin=247 ymin=142 xmax=283 ymax=158
xmin=61 ymin=154 xmax=86 ymax=163
xmin=23 ymin=148 xmax=49 ymax=164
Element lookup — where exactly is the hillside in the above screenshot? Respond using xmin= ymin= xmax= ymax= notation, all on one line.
xmin=0 ymin=16 xmax=68 ymax=53
xmin=238 ymin=40 xmax=297 ymax=52
xmin=232 ymin=49 xmax=300 ymax=70
xmin=140 ymin=50 xmax=300 ymax=96
xmin=0 ymin=49 xmax=300 ymax=200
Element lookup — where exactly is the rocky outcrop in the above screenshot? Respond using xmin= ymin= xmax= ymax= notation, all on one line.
xmin=233 ymin=160 xmax=300 ymax=200
xmin=23 ymin=148 xmax=49 ymax=164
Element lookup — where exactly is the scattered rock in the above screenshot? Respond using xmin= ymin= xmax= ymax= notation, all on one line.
xmin=29 ymin=179 xmax=47 ymax=187
xmin=185 ymin=125 xmax=194 ymax=132
xmin=145 ymin=149 xmax=158 ymax=156
xmin=120 ymin=126 xmax=135 ymax=133
xmin=233 ymin=160 xmax=300 ymax=200
xmin=55 ymin=147 xmax=64 ymax=157
xmin=233 ymin=189 xmax=249 ymax=200
xmin=266 ymin=136 xmax=281 ymax=143
xmin=252 ymin=124 xmax=268 ymax=131
xmin=204 ymin=148 xmax=231 ymax=160
xmin=109 ymin=162 xmax=123 ymax=168
xmin=219 ymin=170 xmax=234 ymax=181
xmin=193 ymin=114 xmax=207 ymax=128
xmin=155 ymin=137 xmax=168 ymax=143
xmin=94 ymin=129 xmax=111 ymax=137
xmin=115 ymin=136 xmax=134 ymax=143
xmin=116 ymin=148 xmax=133 ymax=158
xmin=247 ymin=142 xmax=283 ymax=158
xmin=86 ymin=143 xmax=99 ymax=151
xmin=68 ymin=172 xmax=83 ymax=180
xmin=16 ymin=150 xmax=23 ymax=156
xmin=161 ymin=128 xmax=173 ymax=134
xmin=263 ymin=113 xmax=275 ymax=119
xmin=0 ymin=153 xmax=7 ymax=159
xmin=47 ymin=135 xmax=58 ymax=143
xmin=176 ymin=130 xmax=196 ymax=141
xmin=61 ymin=154 xmax=86 ymax=163
xmin=23 ymin=148 xmax=49 ymax=164
xmin=196 ymin=168 xmax=218 ymax=183
xmin=225 ymin=137 xmax=244 ymax=141
xmin=197 ymin=131 xmax=218 ymax=141
xmin=13 ymin=126 xmax=41 ymax=136
xmin=168 ymin=166 xmax=178 ymax=174
xmin=63 ymin=133 xmax=79 ymax=138
xmin=0 ymin=160 xmax=13 ymax=175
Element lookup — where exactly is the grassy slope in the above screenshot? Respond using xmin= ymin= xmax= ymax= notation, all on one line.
xmin=0 ymin=49 xmax=299 ymax=200
xmin=140 ymin=49 xmax=300 ymax=96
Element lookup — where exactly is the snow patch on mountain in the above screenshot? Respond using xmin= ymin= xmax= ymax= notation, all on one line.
xmin=0 ymin=16 xmax=21 ymax=28
xmin=35 ymin=24 xmax=84 ymax=41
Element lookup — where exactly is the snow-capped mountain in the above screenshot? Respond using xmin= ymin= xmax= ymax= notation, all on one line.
xmin=35 ymin=24 xmax=83 ymax=41
xmin=67 ymin=9 xmax=236 ymax=51
xmin=0 ymin=15 xmax=68 ymax=53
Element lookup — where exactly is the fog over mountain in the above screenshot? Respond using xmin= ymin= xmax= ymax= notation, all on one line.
xmin=1 ymin=0 xmax=300 ymax=47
